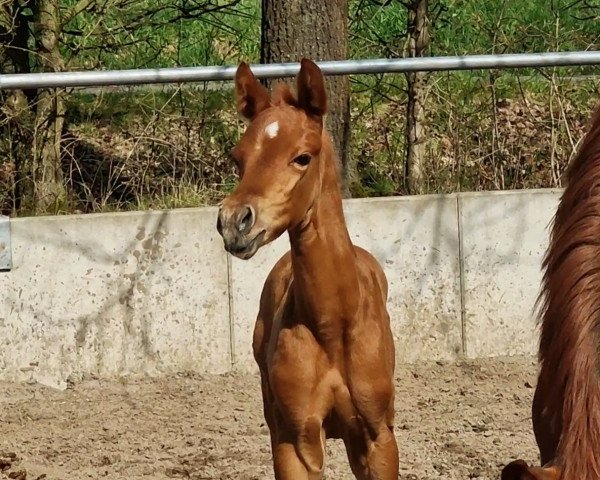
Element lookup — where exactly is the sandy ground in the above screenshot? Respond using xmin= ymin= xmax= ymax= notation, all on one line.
xmin=0 ymin=356 xmax=540 ymax=480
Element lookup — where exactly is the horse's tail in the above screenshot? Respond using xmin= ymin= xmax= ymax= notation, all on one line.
xmin=537 ymin=102 xmax=600 ymax=478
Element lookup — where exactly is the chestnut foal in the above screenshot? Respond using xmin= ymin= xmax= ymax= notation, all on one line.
xmin=501 ymin=102 xmax=600 ymax=480
xmin=216 ymin=59 xmax=398 ymax=479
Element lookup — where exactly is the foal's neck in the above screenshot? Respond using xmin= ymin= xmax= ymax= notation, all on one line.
xmin=288 ymin=133 xmax=359 ymax=327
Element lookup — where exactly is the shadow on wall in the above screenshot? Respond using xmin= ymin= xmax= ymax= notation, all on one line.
xmin=2 ymin=211 xmax=168 ymax=383
xmin=343 ymin=195 xmax=462 ymax=362
xmin=0 ymin=189 xmax=562 ymax=385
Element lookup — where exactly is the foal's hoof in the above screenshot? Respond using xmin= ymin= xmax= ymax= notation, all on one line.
xmin=501 ymin=459 xmax=560 ymax=480
xmin=502 ymin=460 xmax=532 ymax=480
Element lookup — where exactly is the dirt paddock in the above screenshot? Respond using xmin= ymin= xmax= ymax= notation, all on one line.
xmin=1 ymin=356 xmax=540 ymax=480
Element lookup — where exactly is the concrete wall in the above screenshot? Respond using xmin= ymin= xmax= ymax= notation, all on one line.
xmin=0 ymin=209 xmax=231 ymax=389
xmin=0 ymin=189 xmax=562 ymax=387
xmin=460 ymin=190 xmax=560 ymax=358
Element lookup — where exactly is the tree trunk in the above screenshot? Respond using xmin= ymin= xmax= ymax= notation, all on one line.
xmin=1 ymin=0 xmax=34 ymax=214
xmin=18 ymin=0 xmax=67 ymax=213
xmin=404 ymin=0 xmax=429 ymax=195
xmin=261 ymin=0 xmax=353 ymax=197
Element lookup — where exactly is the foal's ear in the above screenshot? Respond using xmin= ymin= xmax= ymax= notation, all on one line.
xmin=501 ymin=460 xmax=560 ymax=480
xmin=296 ymin=58 xmax=327 ymax=118
xmin=235 ymin=62 xmax=271 ymax=120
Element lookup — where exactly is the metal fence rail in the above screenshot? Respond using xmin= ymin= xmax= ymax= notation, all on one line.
xmin=1 ymin=50 xmax=600 ymax=90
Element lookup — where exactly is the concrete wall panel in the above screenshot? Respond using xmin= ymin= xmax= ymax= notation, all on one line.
xmin=459 ymin=189 xmax=561 ymax=358
xmin=0 ymin=209 xmax=230 ymax=388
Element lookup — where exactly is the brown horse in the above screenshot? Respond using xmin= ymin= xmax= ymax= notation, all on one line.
xmin=216 ymin=59 xmax=399 ymax=479
xmin=502 ymin=102 xmax=600 ymax=480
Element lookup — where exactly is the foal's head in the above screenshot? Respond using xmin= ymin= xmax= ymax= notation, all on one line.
xmin=217 ymin=58 xmax=328 ymax=259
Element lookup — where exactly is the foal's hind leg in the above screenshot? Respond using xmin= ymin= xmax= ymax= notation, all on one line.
xmin=532 ymin=368 xmax=561 ymax=465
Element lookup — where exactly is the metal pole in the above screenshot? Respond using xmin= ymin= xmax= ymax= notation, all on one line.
xmin=1 ymin=51 xmax=600 ymax=90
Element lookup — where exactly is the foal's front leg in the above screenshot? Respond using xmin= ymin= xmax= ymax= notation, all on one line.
xmin=260 ymin=374 xmax=326 ymax=479
xmin=345 ymin=342 xmax=399 ymax=479
xmin=365 ymin=425 xmax=399 ymax=480
xmin=270 ymin=413 xmax=326 ymax=480
xmin=343 ymin=421 xmax=398 ymax=480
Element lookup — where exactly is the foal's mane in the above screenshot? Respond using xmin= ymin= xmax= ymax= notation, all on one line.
xmin=537 ymin=102 xmax=600 ymax=478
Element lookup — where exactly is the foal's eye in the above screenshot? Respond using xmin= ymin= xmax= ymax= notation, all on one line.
xmin=293 ymin=154 xmax=312 ymax=167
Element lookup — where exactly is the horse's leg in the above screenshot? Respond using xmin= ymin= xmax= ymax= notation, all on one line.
xmin=342 ymin=437 xmax=368 ymax=479
xmin=258 ymin=373 xmax=305 ymax=479
xmin=341 ymin=381 xmax=398 ymax=480
xmin=270 ymin=415 xmax=325 ymax=480
xmin=532 ymin=368 xmax=561 ymax=465
xmin=345 ymin=321 xmax=399 ymax=479
xmin=261 ymin=377 xmax=325 ymax=480
xmin=342 ymin=423 xmax=371 ymax=480
xmin=342 ymin=421 xmax=398 ymax=480
xmin=363 ymin=425 xmax=399 ymax=480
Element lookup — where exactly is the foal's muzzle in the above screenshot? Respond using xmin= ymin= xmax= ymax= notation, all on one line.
xmin=216 ymin=204 xmax=264 ymax=259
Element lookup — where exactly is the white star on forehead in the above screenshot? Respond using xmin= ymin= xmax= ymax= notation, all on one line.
xmin=265 ymin=121 xmax=279 ymax=139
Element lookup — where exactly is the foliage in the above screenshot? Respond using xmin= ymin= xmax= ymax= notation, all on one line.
xmin=1 ymin=0 xmax=600 ymax=214
xmin=60 ymin=0 xmax=260 ymax=69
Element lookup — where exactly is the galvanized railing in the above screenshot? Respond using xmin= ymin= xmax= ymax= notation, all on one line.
xmin=1 ymin=50 xmax=599 ymax=271
xmin=1 ymin=51 xmax=600 ymax=90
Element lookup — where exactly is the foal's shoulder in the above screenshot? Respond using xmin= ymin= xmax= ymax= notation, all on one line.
xmin=352 ymin=245 xmax=388 ymax=297
xmin=266 ymin=250 xmax=293 ymax=282
xmin=353 ymin=245 xmax=384 ymax=271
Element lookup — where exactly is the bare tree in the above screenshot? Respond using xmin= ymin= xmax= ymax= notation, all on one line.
xmin=261 ymin=0 xmax=353 ymax=196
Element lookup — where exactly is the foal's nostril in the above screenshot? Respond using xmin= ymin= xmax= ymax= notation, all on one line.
xmin=238 ymin=206 xmax=254 ymax=233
